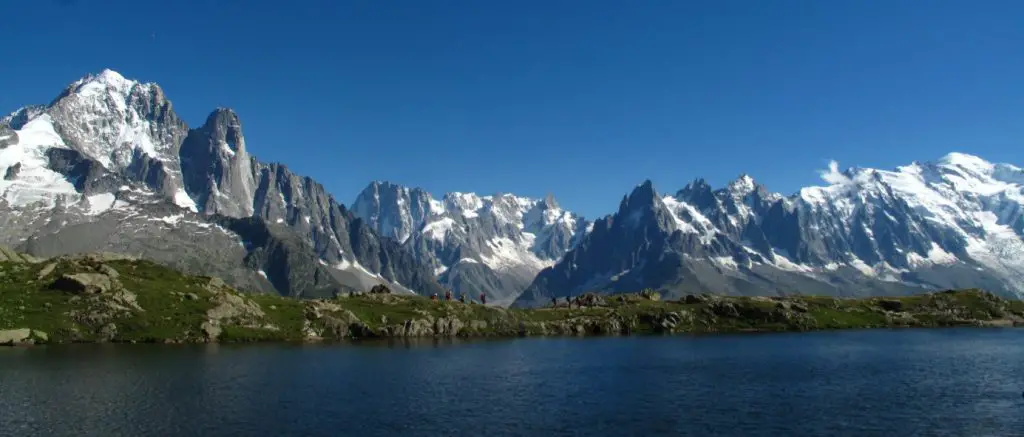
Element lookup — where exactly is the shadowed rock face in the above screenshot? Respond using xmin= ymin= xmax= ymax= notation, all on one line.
xmin=0 ymin=125 xmax=17 ymax=149
xmin=179 ymin=108 xmax=256 ymax=217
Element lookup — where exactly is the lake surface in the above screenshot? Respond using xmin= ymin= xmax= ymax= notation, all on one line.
xmin=2 ymin=329 xmax=1024 ymax=436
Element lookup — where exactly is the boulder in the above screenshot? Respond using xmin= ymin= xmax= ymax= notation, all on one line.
xmin=31 ymin=330 xmax=48 ymax=342
xmin=36 ymin=262 xmax=57 ymax=280
xmin=348 ymin=322 xmax=375 ymax=338
xmin=434 ymin=317 xmax=465 ymax=337
xmin=878 ymin=299 xmax=904 ymax=312
xmin=403 ymin=318 xmax=435 ymax=336
xmin=205 ymin=277 xmax=227 ymax=292
xmin=51 ymin=273 xmax=114 ymax=294
xmin=369 ymin=284 xmax=392 ymax=294
xmin=683 ymin=294 xmax=705 ymax=304
xmin=0 ymin=246 xmax=41 ymax=263
xmin=639 ymin=289 xmax=661 ymax=301
xmin=0 ymin=328 xmax=32 ymax=345
xmin=576 ymin=293 xmax=606 ymax=307
xmin=207 ymin=292 xmax=264 ymax=321
xmin=201 ymin=321 xmax=222 ymax=341
xmin=108 ymin=289 xmax=142 ymax=311
xmin=98 ymin=323 xmax=118 ymax=342
xmin=710 ymin=301 xmax=741 ymax=318
xmin=98 ymin=264 xmax=120 ymax=279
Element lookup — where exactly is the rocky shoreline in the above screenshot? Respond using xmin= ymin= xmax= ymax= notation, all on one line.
xmin=2 ymin=251 xmax=1023 ymax=346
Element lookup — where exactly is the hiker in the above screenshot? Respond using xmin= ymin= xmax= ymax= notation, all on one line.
xmin=480 ymin=293 xmax=486 ymax=305
xmin=552 ymin=297 xmax=557 ymax=307
xmin=459 ymin=294 xmax=466 ymax=303
xmin=431 ymin=293 xmax=438 ymax=301
xmin=445 ymin=290 xmax=452 ymax=301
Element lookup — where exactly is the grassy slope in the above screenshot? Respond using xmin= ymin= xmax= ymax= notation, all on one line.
xmin=2 ymin=257 xmax=1023 ymax=345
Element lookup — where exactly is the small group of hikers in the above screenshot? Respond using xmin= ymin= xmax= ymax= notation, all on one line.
xmin=431 ymin=290 xmax=487 ymax=305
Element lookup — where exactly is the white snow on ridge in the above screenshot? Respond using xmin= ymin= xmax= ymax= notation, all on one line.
xmin=447 ymin=192 xmax=485 ymax=218
xmin=661 ymin=195 xmax=716 ymax=240
xmin=151 ymin=214 xmax=185 ymax=226
xmin=422 ymin=217 xmax=456 ymax=241
xmin=479 ymin=235 xmax=555 ymax=272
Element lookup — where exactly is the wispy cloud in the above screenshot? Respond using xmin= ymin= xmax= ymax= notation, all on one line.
xmin=818 ymin=159 xmax=875 ymax=187
xmin=818 ymin=160 xmax=849 ymax=185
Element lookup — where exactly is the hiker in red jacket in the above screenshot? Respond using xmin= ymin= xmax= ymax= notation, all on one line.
xmin=445 ymin=290 xmax=452 ymax=301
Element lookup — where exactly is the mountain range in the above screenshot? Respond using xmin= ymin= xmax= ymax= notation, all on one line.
xmin=3 ymin=69 xmax=1024 ymax=307
xmin=351 ymin=182 xmax=589 ymax=305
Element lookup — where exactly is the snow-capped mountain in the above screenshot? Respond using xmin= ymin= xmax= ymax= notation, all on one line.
xmin=352 ymin=181 xmax=590 ymax=304
xmin=514 ymin=154 xmax=1024 ymax=307
xmin=0 ymin=69 xmax=445 ymax=298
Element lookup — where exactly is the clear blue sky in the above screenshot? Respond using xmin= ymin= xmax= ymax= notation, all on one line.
xmin=2 ymin=0 xmax=1023 ymax=219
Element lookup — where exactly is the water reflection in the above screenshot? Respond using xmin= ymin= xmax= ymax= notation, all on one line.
xmin=1 ymin=329 xmax=1023 ymax=437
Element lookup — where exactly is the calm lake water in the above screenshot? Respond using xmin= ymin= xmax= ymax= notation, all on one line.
xmin=2 ymin=329 xmax=1024 ymax=437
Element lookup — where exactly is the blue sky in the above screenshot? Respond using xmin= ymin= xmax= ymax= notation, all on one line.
xmin=2 ymin=0 xmax=1023 ymax=219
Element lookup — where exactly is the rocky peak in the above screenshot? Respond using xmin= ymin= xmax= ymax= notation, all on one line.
xmin=22 ymin=70 xmax=195 ymax=210
xmin=726 ymin=174 xmax=756 ymax=196
xmin=178 ymin=107 xmax=256 ymax=217
xmin=64 ymin=69 xmax=137 ymax=100
xmin=676 ymin=178 xmax=717 ymax=211
xmin=200 ymin=107 xmax=247 ymax=157
xmin=443 ymin=192 xmax=484 ymax=215
xmin=618 ymin=180 xmax=660 ymax=214
xmin=350 ymin=181 xmax=437 ymax=243
xmin=541 ymin=193 xmax=559 ymax=209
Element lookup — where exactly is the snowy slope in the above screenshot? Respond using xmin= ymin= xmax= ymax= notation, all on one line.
xmin=0 ymin=114 xmax=79 ymax=208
